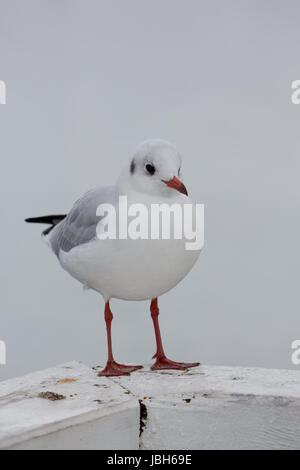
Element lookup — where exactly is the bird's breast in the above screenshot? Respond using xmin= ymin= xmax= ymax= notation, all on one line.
xmin=59 ymin=193 xmax=202 ymax=300
xmin=60 ymin=236 xmax=201 ymax=301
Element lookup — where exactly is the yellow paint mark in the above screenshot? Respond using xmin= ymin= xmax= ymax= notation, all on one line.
xmin=58 ymin=378 xmax=77 ymax=384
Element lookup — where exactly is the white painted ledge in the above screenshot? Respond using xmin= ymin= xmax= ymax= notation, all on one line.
xmin=1 ymin=362 xmax=300 ymax=449
xmin=0 ymin=362 xmax=139 ymax=450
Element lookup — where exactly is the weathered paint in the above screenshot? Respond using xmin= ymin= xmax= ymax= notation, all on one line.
xmin=1 ymin=362 xmax=300 ymax=449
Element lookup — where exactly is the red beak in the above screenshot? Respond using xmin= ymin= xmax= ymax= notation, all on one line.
xmin=162 ymin=176 xmax=188 ymax=196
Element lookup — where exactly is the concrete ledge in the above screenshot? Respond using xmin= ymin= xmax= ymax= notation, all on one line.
xmin=0 ymin=362 xmax=139 ymax=450
xmin=113 ymin=365 xmax=300 ymax=450
xmin=1 ymin=362 xmax=300 ymax=449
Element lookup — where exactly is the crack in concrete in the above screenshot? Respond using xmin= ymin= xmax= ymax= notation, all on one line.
xmin=109 ymin=377 xmax=148 ymax=448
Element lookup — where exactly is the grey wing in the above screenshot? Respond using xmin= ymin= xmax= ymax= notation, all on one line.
xmin=48 ymin=185 xmax=116 ymax=257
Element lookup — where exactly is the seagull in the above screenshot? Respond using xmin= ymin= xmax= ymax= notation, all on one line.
xmin=26 ymin=139 xmax=202 ymax=376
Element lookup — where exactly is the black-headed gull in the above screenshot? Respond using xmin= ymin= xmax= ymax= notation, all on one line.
xmin=26 ymin=140 xmax=202 ymax=376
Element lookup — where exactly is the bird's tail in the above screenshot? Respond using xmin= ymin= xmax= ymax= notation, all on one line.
xmin=25 ymin=214 xmax=67 ymax=235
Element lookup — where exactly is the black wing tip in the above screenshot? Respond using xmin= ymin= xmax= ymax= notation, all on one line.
xmin=25 ymin=216 xmax=49 ymax=224
xmin=25 ymin=215 xmax=67 ymax=224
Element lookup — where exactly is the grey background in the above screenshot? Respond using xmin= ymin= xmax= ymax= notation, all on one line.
xmin=0 ymin=0 xmax=299 ymax=381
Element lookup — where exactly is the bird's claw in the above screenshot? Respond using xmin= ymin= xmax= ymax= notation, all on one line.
xmin=151 ymin=356 xmax=200 ymax=371
xmin=98 ymin=361 xmax=143 ymax=377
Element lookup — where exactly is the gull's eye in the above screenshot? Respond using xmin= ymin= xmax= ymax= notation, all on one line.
xmin=145 ymin=163 xmax=155 ymax=175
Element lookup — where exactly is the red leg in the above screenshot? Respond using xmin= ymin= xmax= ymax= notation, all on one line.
xmin=98 ymin=301 xmax=143 ymax=377
xmin=150 ymin=298 xmax=200 ymax=371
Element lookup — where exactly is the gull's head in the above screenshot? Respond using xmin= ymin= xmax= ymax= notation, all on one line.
xmin=120 ymin=139 xmax=188 ymax=198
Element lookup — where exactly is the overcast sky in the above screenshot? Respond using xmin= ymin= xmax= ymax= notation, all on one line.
xmin=1 ymin=0 xmax=300 ymax=380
